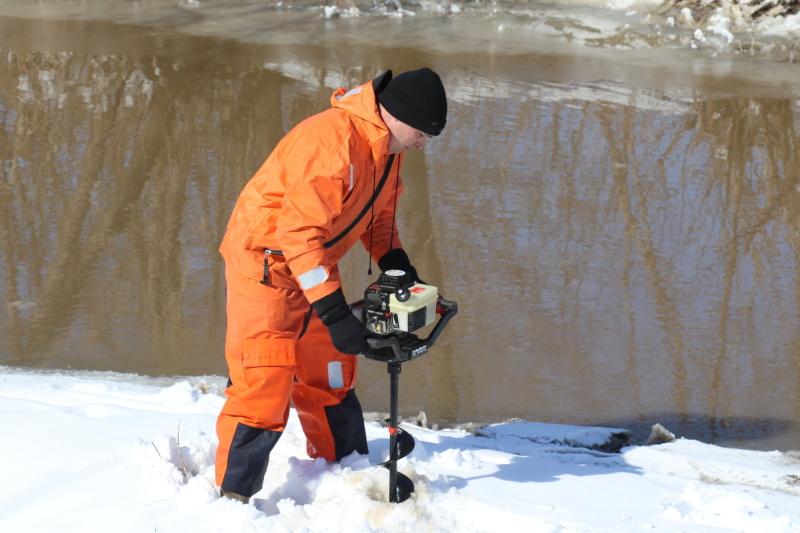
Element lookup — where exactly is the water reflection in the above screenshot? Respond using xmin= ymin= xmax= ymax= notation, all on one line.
xmin=1 ymin=21 xmax=274 ymax=374
xmin=1 ymin=16 xmax=799 ymax=451
xmin=402 ymin=75 xmax=800 ymax=450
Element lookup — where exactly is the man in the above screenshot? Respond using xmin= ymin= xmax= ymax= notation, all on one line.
xmin=215 ymin=67 xmax=448 ymax=502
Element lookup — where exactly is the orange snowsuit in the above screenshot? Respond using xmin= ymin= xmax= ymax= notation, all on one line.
xmin=215 ymin=76 xmax=406 ymax=497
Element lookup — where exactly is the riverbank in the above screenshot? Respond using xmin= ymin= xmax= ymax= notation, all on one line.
xmin=1 ymin=370 xmax=798 ymax=532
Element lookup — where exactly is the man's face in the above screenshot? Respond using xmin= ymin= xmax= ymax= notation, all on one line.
xmin=381 ymin=105 xmax=434 ymax=153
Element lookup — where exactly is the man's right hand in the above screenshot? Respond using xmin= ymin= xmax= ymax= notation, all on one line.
xmin=311 ymin=289 xmax=373 ymax=355
xmin=378 ymin=248 xmax=424 ymax=284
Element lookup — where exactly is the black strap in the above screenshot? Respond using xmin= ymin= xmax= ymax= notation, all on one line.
xmin=266 ymin=154 xmax=396 ymax=256
xmin=259 ymin=154 xmax=396 ymax=285
xmin=326 ymin=153 xmax=396 ymax=249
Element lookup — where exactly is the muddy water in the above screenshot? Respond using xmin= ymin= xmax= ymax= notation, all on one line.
xmin=2 ymin=8 xmax=800 ymax=451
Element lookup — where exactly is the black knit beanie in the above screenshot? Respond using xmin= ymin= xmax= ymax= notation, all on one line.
xmin=376 ymin=68 xmax=447 ymax=136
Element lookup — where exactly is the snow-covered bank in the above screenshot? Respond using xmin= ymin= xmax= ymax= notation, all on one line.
xmin=0 ymin=369 xmax=797 ymax=532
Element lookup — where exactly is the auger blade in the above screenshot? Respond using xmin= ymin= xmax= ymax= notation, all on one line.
xmin=393 ymin=471 xmax=414 ymax=503
xmin=379 ymin=428 xmax=415 ymax=466
xmin=379 ymin=428 xmax=416 ymax=502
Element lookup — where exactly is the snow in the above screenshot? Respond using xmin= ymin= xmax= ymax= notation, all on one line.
xmin=1 ymin=369 xmax=798 ymax=532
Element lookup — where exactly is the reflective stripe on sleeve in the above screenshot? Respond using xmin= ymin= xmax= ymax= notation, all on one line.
xmin=298 ymin=266 xmax=329 ymax=290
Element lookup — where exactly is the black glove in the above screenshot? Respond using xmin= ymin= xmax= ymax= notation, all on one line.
xmin=312 ymin=289 xmax=373 ymax=355
xmin=377 ymin=248 xmax=423 ymax=284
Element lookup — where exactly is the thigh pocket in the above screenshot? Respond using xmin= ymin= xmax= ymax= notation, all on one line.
xmin=238 ymin=336 xmax=296 ymax=425
xmin=241 ymin=336 xmax=296 ymax=391
xmin=242 ymin=336 xmax=295 ymax=368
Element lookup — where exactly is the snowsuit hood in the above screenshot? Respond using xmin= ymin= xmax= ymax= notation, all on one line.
xmin=329 ymin=70 xmax=394 ymax=161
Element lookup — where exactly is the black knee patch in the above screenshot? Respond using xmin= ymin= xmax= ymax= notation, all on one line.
xmin=221 ymin=423 xmax=282 ymax=497
xmin=325 ymin=388 xmax=369 ymax=460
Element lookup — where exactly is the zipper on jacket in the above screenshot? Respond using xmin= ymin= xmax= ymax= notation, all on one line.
xmin=259 ymin=249 xmax=274 ymax=285
xmin=260 ymin=154 xmax=396 ymax=285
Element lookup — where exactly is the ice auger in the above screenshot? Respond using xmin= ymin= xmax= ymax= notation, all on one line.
xmin=351 ymin=269 xmax=458 ymax=503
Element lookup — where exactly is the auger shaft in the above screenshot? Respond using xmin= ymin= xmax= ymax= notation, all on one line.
xmin=387 ymin=362 xmax=402 ymax=502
